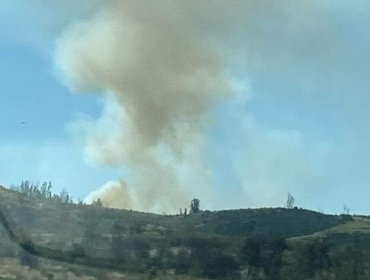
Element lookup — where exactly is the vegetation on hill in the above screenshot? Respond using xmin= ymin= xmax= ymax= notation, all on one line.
xmin=0 ymin=184 xmax=369 ymax=279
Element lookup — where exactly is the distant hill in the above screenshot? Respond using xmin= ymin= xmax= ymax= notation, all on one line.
xmin=0 ymin=186 xmax=344 ymax=250
xmin=0 ymin=185 xmax=368 ymax=279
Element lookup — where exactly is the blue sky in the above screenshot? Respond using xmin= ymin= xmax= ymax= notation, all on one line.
xmin=2 ymin=1 xmax=370 ymax=213
xmin=0 ymin=2 xmax=121 ymax=201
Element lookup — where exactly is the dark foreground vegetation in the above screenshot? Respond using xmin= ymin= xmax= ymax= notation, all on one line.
xmin=0 ymin=183 xmax=369 ymax=279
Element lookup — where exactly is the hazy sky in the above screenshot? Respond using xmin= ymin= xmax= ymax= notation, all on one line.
xmin=1 ymin=1 xmax=370 ymax=214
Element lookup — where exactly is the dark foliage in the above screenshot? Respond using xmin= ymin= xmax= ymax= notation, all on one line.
xmin=241 ymin=236 xmax=287 ymax=279
xmin=190 ymin=198 xmax=200 ymax=214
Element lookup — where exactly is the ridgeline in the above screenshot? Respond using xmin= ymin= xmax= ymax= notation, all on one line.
xmin=0 ymin=185 xmax=368 ymax=280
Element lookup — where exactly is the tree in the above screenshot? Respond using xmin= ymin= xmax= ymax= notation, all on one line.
xmin=18 ymin=234 xmax=38 ymax=269
xmin=200 ymin=249 xmax=240 ymax=279
xmin=190 ymin=198 xmax=200 ymax=214
xmin=40 ymin=181 xmax=52 ymax=198
xmin=286 ymin=192 xmax=295 ymax=209
xmin=351 ymin=237 xmax=364 ymax=280
xmin=342 ymin=204 xmax=350 ymax=215
xmin=59 ymin=189 xmax=72 ymax=203
xmin=40 ymin=182 xmax=48 ymax=198
xmin=19 ymin=246 xmax=38 ymax=269
xmin=262 ymin=237 xmax=287 ymax=280
xmin=241 ymin=236 xmax=287 ymax=280
xmin=173 ymin=247 xmax=191 ymax=274
xmin=92 ymin=198 xmax=103 ymax=207
xmin=111 ymin=235 xmax=149 ymax=264
xmin=11 ymin=181 xmax=55 ymax=199
xmin=296 ymin=238 xmax=331 ymax=279
xmin=241 ymin=236 xmax=263 ymax=277
xmin=65 ymin=243 xmax=85 ymax=262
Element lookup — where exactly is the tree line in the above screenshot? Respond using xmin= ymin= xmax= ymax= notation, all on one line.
xmin=9 ymin=180 xmax=103 ymax=206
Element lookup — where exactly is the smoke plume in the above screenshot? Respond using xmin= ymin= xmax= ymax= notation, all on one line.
xmin=84 ymin=181 xmax=133 ymax=209
xmin=55 ymin=1 xmax=230 ymax=212
xmin=54 ymin=1 xmax=342 ymax=212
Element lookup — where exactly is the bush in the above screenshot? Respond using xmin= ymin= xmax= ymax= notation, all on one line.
xmin=199 ymin=248 xmax=240 ymax=279
xmin=18 ymin=247 xmax=38 ymax=269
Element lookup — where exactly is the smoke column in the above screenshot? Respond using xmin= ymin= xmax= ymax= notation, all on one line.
xmin=54 ymin=1 xmax=328 ymax=211
xmin=55 ymin=1 xmax=230 ymax=212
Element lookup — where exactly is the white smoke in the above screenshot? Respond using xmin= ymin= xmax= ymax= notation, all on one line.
xmin=53 ymin=1 xmax=353 ymax=212
xmin=84 ymin=181 xmax=133 ymax=209
xmin=55 ymin=1 xmax=230 ymax=212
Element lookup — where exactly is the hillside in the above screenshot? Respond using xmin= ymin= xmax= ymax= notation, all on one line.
xmin=0 ymin=185 xmax=368 ymax=279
